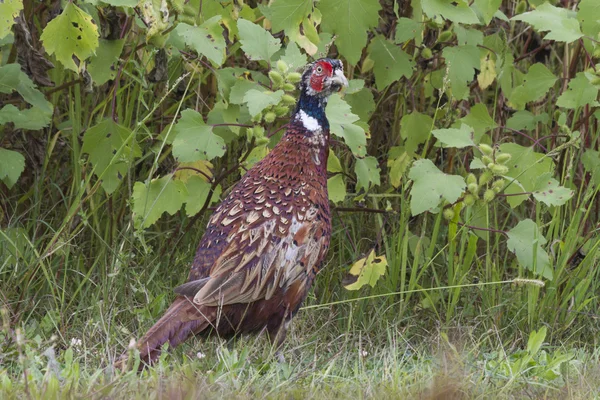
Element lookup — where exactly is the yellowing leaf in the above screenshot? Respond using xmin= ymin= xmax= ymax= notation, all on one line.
xmin=174 ymin=160 xmax=214 ymax=183
xmin=478 ymin=52 xmax=496 ymax=90
xmin=40 ymin=2 xmax=99 ymax=73
xmin=0 ymin=0 xmax=23 ymax=40
xmin=345 ymin=250 xmax=387 ymax=290
xmin=327 ymin=174 xmax=346 ymax=204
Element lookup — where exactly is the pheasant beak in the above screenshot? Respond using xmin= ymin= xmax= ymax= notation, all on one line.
xmin=330 ymin=69 xmax=349 ymax=92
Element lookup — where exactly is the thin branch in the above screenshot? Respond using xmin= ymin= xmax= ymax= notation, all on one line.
xmin=456 ymin=221 xmax=507 ymax=236
xmin=174 ymin=166 xmax=213 ymax=182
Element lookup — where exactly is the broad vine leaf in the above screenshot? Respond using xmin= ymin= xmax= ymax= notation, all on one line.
xmin=327 ymin=174 xmax=346 ymax=204
xmin=578 ymin=0 xmax=600 ymax=40
xmin=243 ymin=89 xmax=283 ymax=116
xmin=40 ymin=2 xmax=99 ymax=72
xmin=459 ymin=103 xmax=497 ymax=142
xmin=582 ymin=150 xmax=600 ymax=186
xmin=354 ymin=156 xmax=380 ymax=192
xmin=229 ymin=78 xmax=262 ymax=105
xmin=345 ymin=88 xmax=375 ymax=122
xmin=401 ymin=112 xmax=433 ymax=154
xmin=237 ymin=18 xmax=281 ymax=61
xmin=532 ymin=173 xmax=574 ymax=206
xmin=432 ymin=125 xmax=475 ymax=148
xmin=556 ymin=72 xmax=599 ymax=109
xmin=0 ymin=148 xmax=25 ymax=188
xmin=133 ymin=175 xmax=187 ymax=229
xmin=82 ymin=119 xmax=141 ymax=194
xmin=172 ymin=109 xmax=227 ymax=162
xmin=0 ymin=63 xmax=53 ymax=114
xmin=508 ymin=63 xmax=557 ymax=110
xmin=442 ymin=45 xmax=480 ymax=100
xmin=326 ymin=94 xmax=367 ymax=157
xmin=268 ymin=0 xmax=312 ymax=35
xmin=183 ymin=176 xmax=221 ymax=217
xmin=473 ymin=0 xmax=501 ymax=25
xmin=507 ymin=219 xmax=552 ymax=280
xmin=421 ymin=0 xmax=479 ymax=24
xmin=0 ymin=105 xmax=50 ymax=130
xmin=174 ymin=160 xmax=213 ymax=183
xmin=279 ymin=41 xmax=307 ymax=70
xmin=368 ymin=35 xmax=414 ymax=90
xmin=174 ymin=16 xmax=226 ymax=66
xmin=500 ymin=143 xmax=554 ymax=208
xmin=408 ymin=159 xmax=466 ymax=216
xmin=318 ymin=0 xmax=381 ymax=65
xmin=395 ymin=18 xmax=421 ymax=43
xmin=327 ymin=149 xmax=343 ymax=173
xmin=0 ymin=0 xmax=22 ymax=39
xmin=506 ymin=111 xmax=549 ymax=131
xmin=101 ymin=0 xmax=138 ymax=7
xmin=344 ymin=249 xmax=387 ymax=290
xmin=513 ymin=2 xmax=583 ymax=43
xmin=87 ymin=39 xmax=125 ymax=85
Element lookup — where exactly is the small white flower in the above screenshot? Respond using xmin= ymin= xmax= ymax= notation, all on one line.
xmin=70 ymin=338 xmax=82 ymax=347
xmin=196 ymin=351 xmax=206 ymax=360
xmin=360 ymin=350 xmax=368 ymax=358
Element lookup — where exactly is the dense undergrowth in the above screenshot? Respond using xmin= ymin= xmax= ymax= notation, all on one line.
xmin=1 ymin=0 xmax=600 ymax=397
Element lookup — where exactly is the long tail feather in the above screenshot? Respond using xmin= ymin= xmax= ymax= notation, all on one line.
xmin=117 ymin=297 xmax=213 ymax=369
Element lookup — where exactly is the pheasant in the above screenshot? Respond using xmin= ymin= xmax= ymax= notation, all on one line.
xmin=122 ymin=58 xmax=348 ymax=367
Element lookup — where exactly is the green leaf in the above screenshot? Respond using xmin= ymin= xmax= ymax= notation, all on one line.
xmin=442 ymin=45 xmax=480 ymax=100
xmin=354 ymin=156 xmax=380 ymax=192
xmin=344 ymin=250 xmax=387 ymax=290
xmin=473 ymin=0 xmax=501 ymax=25
xmin=326 ymin=94 xmax=367 ymax=157
xmin=368 ymin=35 xmax=414 ymax=90
xmin=229 ymin=78 xmax=262 ymax=105
xmin=387 ymin=147 xmax=412 ymax=188
xmin=508 ymin=63 xmax=557 ymax=110
xmin=0 ymin=148 xmax=25 ymax=188
xmin=556 ymin=72 xmax=599 ymax=109
xmin=318 ymin=0 xmax=381 ymax=65
xmin=172 ymin=109 xmax=227 ymax=162
xmin=243 ymin=89 xmax=284 ymax=117
xmin=394 ymin=17 xmax=421 ymax=43
xmin=500 ymin=143 xmax=554 ymax=208
xmin=532 ymin=173 xmax=574 ymax=206
xmin=506 ymin=111 xmax=549 ymax=131
xmin=454 ymin=25 xmax=483 ymax=46
xmin=327 ymin=149 xmax=343 ymax=173
xmin=459 ymin=103 xmax=497 ymax=142
xmin=408 ymin=159 xmax=466 ymax=216
xmin=132 ymin=175 xmax=187 ymax=229
xmin=40 ymin=2 xmax=99 ymax=72
xmin=174 ymin=16 xmax=226 ymax=66
xmin=578 ymin=0 xmax=600 ymax=39
xmin=237 ymin=18 xmax=281 ymax=61
xmin=421 ymin=0 xmax=479 ymax=24
xmin=82 ymin=119 xmax=141 ymax=194
xmin=526 ymin=326 xmax=547 ymax=355
xmin=87 ymin=39 xmax=125 ymax=85
xmin=268 ymin=0 xmax=312 ymax=34
xmin=0 ymin=105 xmax=51 ymax=130
xmin=507 ymin=219 xmax=552 ymax=280
xmin=513 ymin=2 xmax=583 ymax=43
xmin=0 ymin=0 xmax=22 ymax=40
xmin=279 ymin=41 xmax=307 ymax=70
xmin=327 ymin=174 xmax=346 ymax=204
xmin=184 ymin=176 xmax=221 ymax=217
xmin=582 ymin=150 xmax=600 ymax=186
xmin=0 ymin=64 xmax=53 ymax=113
xmin=400 ymin=112 xmax=433 ymax=154
xmin=100 ymin=0 xmax=138 ymax=7
xmin=345 ymin=87 xmax=375 ymax=122
xmin=432 ymin=125 xmax=475 ymax=148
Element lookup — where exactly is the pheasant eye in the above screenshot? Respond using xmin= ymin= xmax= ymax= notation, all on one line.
xmin=315 ymin=65 xmax=323 ymax=74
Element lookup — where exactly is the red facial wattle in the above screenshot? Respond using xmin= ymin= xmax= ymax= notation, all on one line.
xmin=309 ymin=61 xmax=333 ymax=92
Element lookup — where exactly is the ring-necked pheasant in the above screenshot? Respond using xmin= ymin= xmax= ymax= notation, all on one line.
xmin=121 ymin=58 xmax=348 ymax=367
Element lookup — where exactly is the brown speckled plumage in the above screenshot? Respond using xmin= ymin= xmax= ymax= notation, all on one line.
xmin=124 ymin=59 xmax=348 ymax=367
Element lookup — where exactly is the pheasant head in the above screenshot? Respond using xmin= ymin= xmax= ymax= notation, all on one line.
xmin=293 ymin=58 xmax=348 ymax=132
